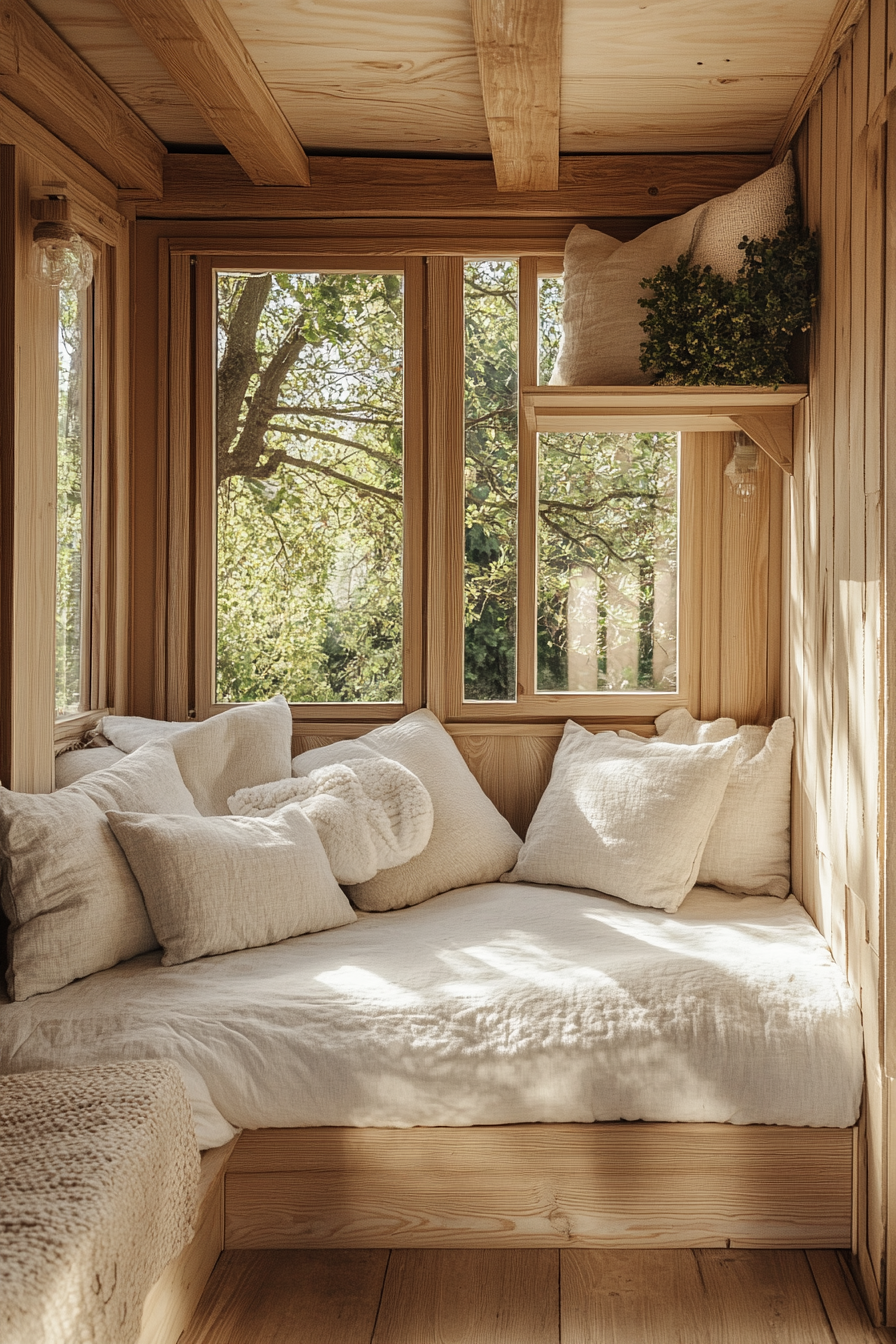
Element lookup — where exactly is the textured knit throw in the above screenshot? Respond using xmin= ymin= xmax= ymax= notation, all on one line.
xmin=229 ymin=756 xmax=434 ymax=885
xmin=0 ymin=1060 xmax=199 ymax=1344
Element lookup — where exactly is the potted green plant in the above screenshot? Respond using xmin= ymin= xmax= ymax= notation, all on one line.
xmin=638 ymin=207 xmax=818 ymax=386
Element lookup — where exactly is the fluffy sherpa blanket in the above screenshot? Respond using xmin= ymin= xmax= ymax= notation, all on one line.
xmin=229 ymin=758 xmax=434 ymax=885
xmin=0 ymin=1061 xmax=199 ymax=1344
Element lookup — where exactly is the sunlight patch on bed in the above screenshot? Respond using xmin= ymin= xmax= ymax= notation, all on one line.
xmin=461 ymin=933 xmax=625 ymax=990
xmin=315 ymin=966 xmax=421 ymax=1004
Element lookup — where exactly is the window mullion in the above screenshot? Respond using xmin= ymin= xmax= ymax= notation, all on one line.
xmin=425 ymin=255 xmax=465 ymax=720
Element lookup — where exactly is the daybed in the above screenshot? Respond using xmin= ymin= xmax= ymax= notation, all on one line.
xmin=0 ymin=879 xmax=863 ymax=1250
xmin=0 ymin=699 xmax=865 ymax=1258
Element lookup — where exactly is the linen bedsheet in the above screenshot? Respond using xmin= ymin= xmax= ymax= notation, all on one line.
xmin=0 ymin=883 xmax=863 ymax=1146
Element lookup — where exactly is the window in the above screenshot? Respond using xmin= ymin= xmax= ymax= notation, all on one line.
xmin=184 ymin=247 xmax=693 ymax=722
xmin=536 ymin=429 xmax=678 ymax=693
xmin=55 ymin=285 xmax=89 ymax=717
xmin=464 ymin=259 xmax=518 ymax=702
xmin=215 ymin=268 xmax=405 ymax=705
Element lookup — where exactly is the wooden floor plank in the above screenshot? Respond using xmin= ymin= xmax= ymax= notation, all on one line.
xmin=806 ymin=1250 xmax=896 ymax=1343
xmin=177 ymin=1247 xmax=896 ymax=1344
xmin=562 ymin=1247 xmax=711 ymax=1343
xmin=180 ymin=1249 xmax=390 ymax=1344
xmin=372 ymin=1248 xmax=559 ymax=1344
xmin=562 ymin=1248 xmax=838 ymax=1344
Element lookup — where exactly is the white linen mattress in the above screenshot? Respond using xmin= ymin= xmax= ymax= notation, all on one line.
xmin=0 ymin=883 xmax=863 ymax=1143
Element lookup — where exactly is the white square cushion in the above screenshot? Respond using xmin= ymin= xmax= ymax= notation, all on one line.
xmin=504 ymin=721 xmax=738 ymax=912
xmin=102 ymin=696 xmax=294 ymax=816
xmin=650 ymin=708 xmax=794 ymax=897
xmin=0 ymin=741 xmax=200 ymax=1000
xmin=551 ymin=157 xmax=795 ymax=386
xmin=106 ymin=804 xmax=355 ymax=966
xmin=292 ymin=708 xmax=522 ymax=911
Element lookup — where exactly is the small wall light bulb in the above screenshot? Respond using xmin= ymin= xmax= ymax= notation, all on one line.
xmin=724 ymin=432 xmax=759 ymax=498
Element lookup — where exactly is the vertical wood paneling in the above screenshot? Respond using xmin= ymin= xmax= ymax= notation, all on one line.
xmin=695 ymin=433 xmax=726 ymax=720
xmin=719 ymin=449 xmax=772 ymax=724
xmin=7 ymin=147 xmax=56 ymax=791
xmin=790 ymin=0 xmax=890 ymax=1320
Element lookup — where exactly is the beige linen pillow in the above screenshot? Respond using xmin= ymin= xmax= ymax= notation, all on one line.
xmin=291 ymin=708 xmax=522 ymax=911
xmin=651 ymin=708 xmax=793 ymax=897
xmin=106 ymin=804 xmax=355 ymax=966
xmin=0 ymin=741 xmax=200 ymax=1000
xmin=551 ymin=157 xmax=796 ymax=386
xmin=551 ymin=207 xmax=702 ymax=386
xmin=504 ymin=721 xmax=738 ymax=912
xmin=691 ymin=154 xmax=795 ymax=280
xmin=54 ymin=745 xmax=127 ymax=788
xmin=103 ymin=696 xmax=294 ymax=816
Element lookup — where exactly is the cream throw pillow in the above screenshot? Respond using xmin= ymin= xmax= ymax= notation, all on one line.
xmin=651 ymin=708 xmax=793 ymax=897
xmin=504 ymin=721 xmax=738 ymax=912
xmin=292 ymin=708 xmax=522 ymax=911
xmin=106 ymin=804 xmax=355 ymax=966
xmin=0 ymin=741 xmax=200 ymax=1000
xmin=103 ymin=696 xmax=294 ymax=816
xmin=54 ymin=745 xmax=127 ymax=788
xmin=551 ymin=156 xmax=795 ymax=386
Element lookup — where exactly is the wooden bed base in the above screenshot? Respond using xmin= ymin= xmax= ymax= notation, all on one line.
xmin=224 ymin=1121 xmax=856 ymax=1252
xmin=138 ymin=1121 xmax=856 ymax=1343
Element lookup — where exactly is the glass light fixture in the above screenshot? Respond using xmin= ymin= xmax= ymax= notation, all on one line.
xmin=29 ymin=197 xmax=94 ymax=292
xmin=724 ymin=432 xmax=759 ymax=498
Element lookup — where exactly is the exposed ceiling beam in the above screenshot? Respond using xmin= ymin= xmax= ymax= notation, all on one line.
xmin=0 ymin=0 xmax=164 ymax=197
xmin=143 ymin=152 xmax=769 ymax=220
xmin=772 ymin=0 xmax=868 ymax=160
xmin=470 ymin=0 xmax=561 ymax=192
xmin=109 ymin=0 xmax=310 ymax=188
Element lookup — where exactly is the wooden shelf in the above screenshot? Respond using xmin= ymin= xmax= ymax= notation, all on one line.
xmin=521 ymin=384 xmax=808 ymax=474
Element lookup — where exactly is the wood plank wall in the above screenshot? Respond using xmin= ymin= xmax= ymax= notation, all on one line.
xmin=787 ymin=0 xmax=890 ymax=1319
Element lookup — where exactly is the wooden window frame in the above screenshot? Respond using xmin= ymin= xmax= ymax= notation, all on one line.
xmin=53 ymin=236 xmax=127 ymax=741
xmin=166 ymin=249 xmax=424 ymax=725
xmin=0 ymin=125 xmax=132 ymax=790
xmin=429 ymin=253 xmax=697 ymax=723
xmin=161 ymin=237 xmax=778 ymax=733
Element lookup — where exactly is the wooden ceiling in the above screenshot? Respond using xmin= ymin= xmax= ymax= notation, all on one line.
xmin=1 ymin=0 xmax=857 ymax=203
xmin=27 ymin=0 xmax=841 ymax=157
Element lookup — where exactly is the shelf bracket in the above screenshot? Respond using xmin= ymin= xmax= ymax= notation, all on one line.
xmin=729 ymin=408 xmax=793 ymax=475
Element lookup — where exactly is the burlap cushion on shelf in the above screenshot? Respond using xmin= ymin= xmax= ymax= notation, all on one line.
xmin=103 ymin=695 xmax=294 ymax=816
xmin=550 ymin=155 xmax=796 ymax=386
xmin=650 ymin=707 xmax=794 ymax=897
xmin=503 ymin=721 xmax=738 ymax=913
xmin=292 ymin=708 xmax=522 ymax=911
xmin=107 ymin=804 xmax=355 ymax=966
xmin=0 ymin=741 xmax=200 ymax=1000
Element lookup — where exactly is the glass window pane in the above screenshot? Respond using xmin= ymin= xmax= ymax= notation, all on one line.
xmin=56 ymin=288 xmax=86 ymax=717
xmin=538 ymin=273 xmax=563 ymax=384
xmin=537 ymin=431 xmax=678 ymax=692
xmin=463 ymin=259 xmax=518 ymax=702
xmin=215 ymin=271 xmax=404 ymax=704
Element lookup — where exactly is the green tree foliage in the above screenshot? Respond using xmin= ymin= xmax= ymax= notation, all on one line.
xmin=216 ymin=266 xmax=679 ymax=706
xmin=216 ymin=271 xmax=404 ymax=703
xmin=638 ymin=209 xmax=818 ymax=386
